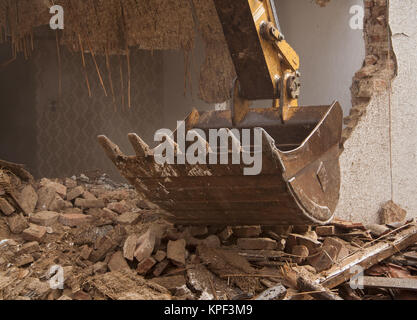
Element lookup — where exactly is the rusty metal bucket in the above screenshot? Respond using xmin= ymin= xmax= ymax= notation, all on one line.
xmin=98 ymin=101 xmax=343 ymax=226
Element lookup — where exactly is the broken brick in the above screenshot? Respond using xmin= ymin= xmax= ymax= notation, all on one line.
xmin=322 ymin=237 xmax=349 ymax=261
xmin=17 ymin=185 xmax=38 ymax=214
xmin=123 ymin=235 xmax=139 ymax=261
xmin=380 ymin=200 xmax=407 ymax=224
xmin=14 ymin=254 xmax=34 ymax=267
xmin=116 ymin=212 xmax=140 ymax=225
xmin=59 ymin=213 xmax=91 ymax=227
xmin=167 ymin=239 xmax=186 ymax=266
xmin=40 ymin=179 xmax=67 ymax=197
xmin=232 ymin=226 xmax=262 ymax=238
xmin=75 ymin=198 xmax=105 ymax=209
xmin=82 ymin=191 xmax=97 ymax=200
xmin=64 ymin=178 xmax=77 ymax=189
xmin=237 ymin=238 xmax=277 ymax=250
xmin=79 ymin=245 xmax=93 ymax=260
xmin=134 ymin=230 xmax=156 ymax=262
xmin=66 ymin=186 xmax=84 ymax=201
xmin=30 ymin=211 xmax=59 ymax=226
xmin=7 ymin=214 xmax=29 ymax=234
xmin=22 ymin=224 xmax=47 ymax=242
xmin=286 ymin=233 xmax=322 ymax=254
xmin=308 ymin=245 xmax=337 ymax=272
xmin=0 ymin=197 xmax=15 ymax=215
xmin=293 ymin=225 xmax=312 ymax=234
xmin=36 ymin=186 xmax=56 ymax=211
xmin=107 ymin=200 xmax=131 ymax=214
xmin=93 ymin=261 xmax=108 ymax=274
xmin=108 ymin=251 xmax=130 ymax=272
xmin=154 ymin=250 xmax=167 ymax=262
xmin=316 ymin=225 xmax=335 ymax=236
xmin=153 ymin=259 xmax=170 ymax=277
xmin=89 ymin=236 xmax=115 ymax=263
xmin=19 ymin=241 xmax=40 ymax=254
xmin=137 ymin=257 xmax=157 ymax=275
xmin=292 ymin=245 xmax=309 ymax=264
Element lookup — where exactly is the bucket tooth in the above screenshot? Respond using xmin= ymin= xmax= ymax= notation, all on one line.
xmin=97 ymin=135 xmax=125 ymax=163
xmin=128 ymin=133 xmax=151 ymax=157
xmin=99 ymin=102 xmax=343 ymax=226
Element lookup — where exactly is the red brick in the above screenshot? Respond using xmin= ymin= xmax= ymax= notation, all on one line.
xmin=30 ymin=211 xmax=59 ymax=226
xmin=154 ymin=250 xmax=167 ymax=262
xmin=116 ymin=212 xmax=140 ymax=225
xmin=134 ymin=230 xmax=155 ymax=262
xmin=123 ymin=235 xmax=139 ymax=261
xmin=74 ymin=198 xmax=105 ymax=209
xmin=292 ymin=245 xmax=309 ymax=264
xmin=0 ymin=198 xmax=15 ymax=216
xmin=22 ymin=224 xmax=47 ymax=242
xmin=153 ymin=260 xmax=170 ymax=277
xmin=108 ymin=251 xmax=130 ymax=272
xmin=308 ymin=245 xmax=337 ymax=272
xmin=316 ymin=226 xmax=335 ymax=236
xmin=7 ymin=215 xmax=29 ymax=234
xmin=66 ymin=186 xmax=84 ymax=201
xmin=59 ymin=213 xmax=91 ymax=227
xmin=107 ymin=200 xmax=131 ymax=214
xmin=137 ymin=257 xmax=156 ymax=275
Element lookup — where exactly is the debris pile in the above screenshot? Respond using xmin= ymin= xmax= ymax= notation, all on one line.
xmin=1 ymin=161 xmax=417 ymax=300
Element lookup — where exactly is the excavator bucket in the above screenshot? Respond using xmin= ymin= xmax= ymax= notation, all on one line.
xmin=98 ymin=101 xmax=343 ymax=226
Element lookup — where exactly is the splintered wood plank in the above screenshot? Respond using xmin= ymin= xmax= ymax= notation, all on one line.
xmin=361 ymin=276 xmax=417 ymax=291
xmin=314 ymin=223 xmax=417 ymax=289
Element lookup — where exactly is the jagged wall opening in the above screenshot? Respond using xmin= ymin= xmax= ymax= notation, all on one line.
xmin=342 ymin=0 xmax=397 ymax=144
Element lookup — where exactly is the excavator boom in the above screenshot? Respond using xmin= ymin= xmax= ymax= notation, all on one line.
xmin=98 ymin=0 xmax=343 ymax=226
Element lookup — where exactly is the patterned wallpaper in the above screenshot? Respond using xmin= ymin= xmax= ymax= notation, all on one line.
xmin=33 ymin=40 xmax=164 ymax=180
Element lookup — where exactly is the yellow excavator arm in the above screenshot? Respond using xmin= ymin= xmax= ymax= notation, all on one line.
xmin=213 ymin=0 xmax=301 ymax=122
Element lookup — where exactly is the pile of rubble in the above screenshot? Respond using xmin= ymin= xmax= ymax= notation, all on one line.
xmin=0 ymin=160 xmax=417 ymax=300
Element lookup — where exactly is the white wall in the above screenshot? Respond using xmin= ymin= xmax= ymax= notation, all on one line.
xmin=275 ymin=0 xmax=365 ymax=115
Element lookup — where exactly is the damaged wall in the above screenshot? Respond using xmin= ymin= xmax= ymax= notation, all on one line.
xmin=275 ymin=0 xmax=365 ymax=115
xmin=0 ymin=36 xmax=165 ymax=179
xmin=336 ymin=0 xmax=417 ymax=223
